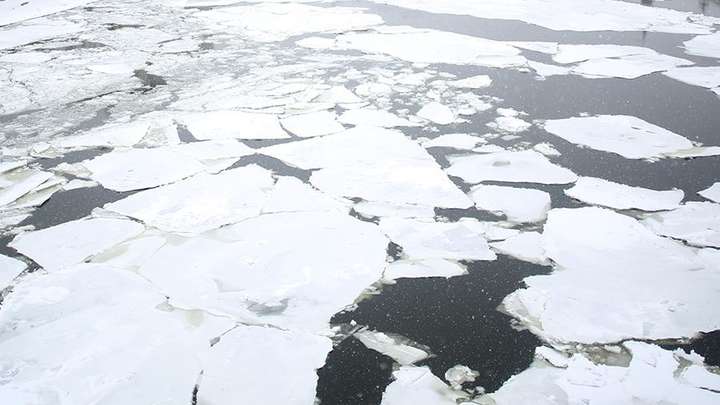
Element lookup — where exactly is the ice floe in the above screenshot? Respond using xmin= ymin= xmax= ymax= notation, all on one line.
xmin=338 ymin=108 xmax=421 ymax=128
xmin=543 ymin=115 xmax=694 ymax=159
xmin=378 ymin=217 xmax=496 ymax=261
xmin=470 ymin=185 xmax=551 ymax=223
xmin=417 ymin=102 xmax=455 ymax=125
xmin=353 ymin=201 xmax=435 ymax=219
xmin=444 ymin=365 xmax=479 ymax=390
xmin=684 ymin=32 xmax=720 ymax=59
xmin=0 ymin=170 xmax=53 ymax=207
xmin=664 ymin=66 xmax=720 ymax=91
xmin=699 ymin=182 xmax=720 ymax=203
xmin=642 ymin=202 xmax=720 ymax=248
xmin=280 ymin=110 xmax=345 ymax=138
xmin=52 ymin=121 xmax=152 ymax=150
xmin=355 ymin=329 xmax=429 ymax=365
xmin=422 ymin=133 xmax=485 ymax=150
xmin=490 ymin=232 xmax=548 ymax=265
xmin=263 ymin=176 xmax=350 ymax=215
xmin=447 ymin=150 xmax=577 ymax=185
xmin=504 ymin=207 xmax=720 ymax=343
xmin=9 ymin=217 xmax=145 ymax=272
xmin=448 ymin=75 xmax=492 ymax=89
xmin=565 ymin=177 xmax=684 ymax=211
xmin=261 ymin=127 xmax=473 ymax=208
xmin=178 ymin=110 xmax=289 ymax=140
xmin=383 ymin=259 xmax=467 ymax=281
xmin=0 ymin=254 xmax=25 ymax=290
xmin=380 ymin=366 xmax=465 ymax=405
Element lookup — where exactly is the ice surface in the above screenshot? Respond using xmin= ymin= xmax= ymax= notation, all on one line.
xmin=179 ymin=110 xmax=289 ymax=140
xmin=9 ymin=217 xmax=145 ymax=272
xmin=543 ymin=115 xmax=694 ymax=159
xmin=355 ymin=329 xmax=429 ymax=365
xmin=380 ymin=366 xmax=465 ymax=405
xmin=504 ymin=207 xmax=720 ymax=343
xmin=384 ymin=259 xmax=467 ymax=281
xmin=553 ymin=44 xmax=656 ymax=64
xmin=571 ymin=53 xmax=693 ymax=80
xmin=138 ymin=211 xmax=388 ymax=332
xmin=82 ymin=147 xmax=207 ymax=192
xmin=281 ymin=110 xmax=345 ymax=138
xmin=681 ymin=365 xmax=720 ymax=392
xmin=565 ymin=177 xmax=684 ymax=211
xmin=198 ymin=326 xmax=331 ymax=405
xmin=0 ymin=0 xmax=92 ymax=26
xmin=0 ymin=264 xmax=233 ymax=404
xmin=378 ymin=217 xmax=496 ymax=261
xmin=643 ymin=202 xmax=720 ymax=248
xmin=168 ymin=139 xmax=255 ymax=172
xmin=447 ymin=150 xmax=577 ymax=184
xmin=338 ymin=108 xmax=421 ymax=128
xmin=664 ymin=66 xmax=720 ymax=90
xmin=0 ymin=254 xmax=25 ymax=290
xmin=444 ymin=365 xmax=479 ymax=390
xmin=417 ymin=102 xmax=455 ymax=125
xmin=0 ymin=170 xmax=52 ymax=207
xmin=0 ymin=19 xmax=86 ymax=50
xmin=684 ymin=32 xmax=720 ymax=59
xmin=263 ymin=176 xmax=350 ymax=214
xmin=448 ymin=74 xmax=492 ymax=89
xmin=489 ymin=116 xmax=532 ymax=133
xmin=422 ymin=133 xmax=485 ymax=150
xmin=699 ymin=182 xmax=720 ymax=203
xmin=261 ymin=127 xmax=473 ymax=208
xmin=490 ymin=232 xmax=549 ymax=265
xmin=470 ymin=185 xmax=551 ymax=223
xmin=104 ymin=166 xmax=275 ymax=235
xmin=53 ymin=121 xmax=151 ymax=149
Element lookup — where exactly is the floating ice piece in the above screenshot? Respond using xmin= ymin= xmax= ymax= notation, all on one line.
xmin=281 ymin=110 xmax=345 ymax=138
xmin=297 ymin=36 xmax=336 ymax=50
xmin=543 ymin=115 xmax=694 ymax=159
xmin=0 ymin=170 xmax=53 ymax=207
xmin=338 ymin=108 xmax=420 ymax=128
xmin=369 ymin=0 xmax=718 ymax=34
xmin=444 ymin=365 xmax=479 ymax=390
xmin=378 ymin=217 xmax=496 ymax=261
xmin=0 ymin=264 xmax=233 ymax=405
xmin=0 ymin=254 xmax=25 ymax=290
xmin=699 ymin=182 xmax=720 ymax=203
xmin=169 ymin=139 xmax=255 ymax=172
xmin=528 ymin=61 xmax=572 ymax=77
xmin=448 ymin=74 xmax=492 ymax=89
xmin=470 ymin=185 xmax=551 ymax=223
xmin=355 ymin=329 xmax=429 ymax=365
xmin=384 ymin=259 xmax=467 ymax=281
xmin=566 ymin=177 xmax=684 ymax=211
xmin=462 ymin=221 xmax=520 ymax=241
xmin=198 ymin=326 xmax=331 ymax=405
xmin=642 ymin=202 xmax=720 ymax=248
xmin=553 ymin=44 xmax=657 ymax=64
xmin=504 ymin=207 xmax=720 ymax=343
xmin=261 ymin=127 xmax=473 ymax=208
xmin=684 ymin=32 xmax=720 ymax=59
xmin=263 ymin=176 xmax=350 ymax=214
xmin=417 ymin=102 xmax=455 ymax=125
xmin=105 ymin=165 xmax=274 ymax=235
xmin=354 ymin=201 xmax=435 ymax=219
xmin=313 ymin=85 xmax=364 ymax=105
xmin=571 ymin=53 xmax=693 ymax=80
xmin=380 ymin=366 xmax=465 ymax=405
xmin=336 ymin=26 xmax=526 ymax=67
xmin=664 ymin=66 xmax=720 ymax=90
xmin=9 ymin=217 xmax=144 ymax=272
xmin=533 ymin=142 xmax=561 ymax=156
xmin=662 ymin=146 xmax=720 ymax=158
xmin=53 ymin=121 xmax=151 ymax=149
xmin=0 ymin=0 xmax=92 ymax=26
xmin=422 ymin=133 xmax=484 ymax=150
xmin=485 ymin=342 xmax=720 ymax=405
xmin=196 ymin=3 xmax=383 ymax=42
xmin=447 ymin=150 xmax=577 ymax=185
xmin=490 ymin=232 xmax=548 ymax=265
xmin=138 ymin=211 xmax=388 ymax=332
xmin=179 ymin=110 xmax=289 ymax=140
xmin=62 ymin=179 xmax=97 ymax=191
xmin=83 ymin=147 xmax=206 ymax=192
xmin=534 ymin=346 xmax=569 ymax=368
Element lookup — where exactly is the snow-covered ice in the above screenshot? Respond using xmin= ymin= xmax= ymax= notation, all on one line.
xmin=699 ymin=182 xmax=720 ymax=203
xmin=664 ymin=66 xmax=720 ymax=91
xmin=684 ymin=32 xmax=720 ymax=59
xmin=470 ymin=185 xmax=551 ymax=223
xmin=380 ymin=366 xmax=465 ymax=405
xmin=338 ymin=108 xmax=421 ymax=128
xmin=0 ymin=254 xmax=25 ymax=290
xmin=179 ymin=110 xmax=290 ymax=140
xmin=447 ymin=150 xmax=577 ymax=184
xmin=355 ymin=329 xmax=429 ymax=365
xmin=421 ymin=133 xmax=485 ymax=150
xmin=281 ymin=110 xmax=345 ymax=138
xmin=417 ymin=102 xmax=455 ymax=125
xmin=383 ymin=259 xmax=467 ymax=281
xmin=565 ymin=177 xmax=684 ymax=211
xmin=490 ymin=232 xmax=549 ymax=265
xmin=642 ymin=202 xmax=720 ymax=248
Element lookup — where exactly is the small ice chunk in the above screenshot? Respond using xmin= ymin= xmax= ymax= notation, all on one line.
xmin=448 ymin=75 xmax=492 ymax=89
xmin=180 ymin=110 xmax=289 ymax=140
xmin=566 ymin=177 xmax=684 ymax=211
xmin=378 ymin=217 xmax=496 ymax=261
xmin=384 ymin=259 xmax=467 ymax=280
xmin=63 ymin=179 xmax=98 ymax=191
xmin=417 ymin=102 xmax=455 ymax=125
xmin=0 ymin=170 xmax=53 ymax=207
xmin=528 ymin=61 xmax=572 ymax=77
xmin=533 ymin=142 xmax=561 ymax=156
xmin=543 ymin=115 xmax=694 ymax=159
xmin=338 ymin=108 xmax=421 ymax=128
xmin=198 ymin=326 xmax=331 ymax=405
xmin=699 ymin=182 xmax=720 ymax=203
xmin=281 ymin=110 xmax=345 ymax=138
xmin=263 ymin=176 xmax=350 ymax=214
xmin=489 ymin=116 xmax=531 ymax=133
xmin=83 ymin=148 xmax=207 ymax=192
xmin=447 ymin=150 xmax=577 ymax=184
xmin=422 ymin=133 xmax=484 ymax=150
xmin=470 ymin=185 xmax=551 ymax=223
xmin=9 ymin=218 xmax=144 ymax=272
xmin=0 ymin=254 xmax=26 ymax=290
xmin=444 ymin=365 xmax=479 ymax=390
xmin=381 ymin=366 xmax=465 ymax=405
xmin=355 ymin=329 xmax=429 ymax=365
xmin=642 ymin=202 xmax=720 ymax=248
xmin=490 ymin=232 xmax=548 ymax=265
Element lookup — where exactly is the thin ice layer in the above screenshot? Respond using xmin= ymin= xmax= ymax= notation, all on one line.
xmin=9 ymin=217 xmax=145 ymax=272
xmin=503 ymin=207 xmax=720 ymax=344
xmin=543 ymin=115 xmax=694 ymax=159
xmin=565 ymin=177 xmax=684 ymax=211
xmin=699 ymin=182 xmax=720 ymax=203
xmin=261 ymin=127 xmax=473 ymax=208
xmin=470 ymin=185 xmax=551 ymax=223
xmin=447 ymin=150 xmax=577 ymax=184
xmin=642 ymin=202 xmax=720 ymax=248
xmin=384 ymin=259 xmax=467 ymax=280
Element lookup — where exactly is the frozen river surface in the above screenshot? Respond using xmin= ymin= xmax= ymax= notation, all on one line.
xmin=1 ymin=0 xmax=720 ymax=404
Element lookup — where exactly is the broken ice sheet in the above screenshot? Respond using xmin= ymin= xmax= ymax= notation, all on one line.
xmin=0 ymin=254 xmax=26 ymax=290
xmin=104 ymin=165 xmax=275 ymax=235
xmin=484 ymin=341 xmax=720 ymax=405
xmin=338 ymin=108 xmax=421 ymax=128
xmin=0 ymin=169 xmax=53 ymax=208
xmin=378 ymin=217 xmax=496 ymax=261
xmin=543 ymin=115 xmax=695 ymax=159
xmin=355 ymin=329 xmax=429 ymax=365
xmin=571 ymin=52 xmax=693 ymax=80
xmin=261 ymin=126 xmax=473 ymax=208
xmin=380 ymin=366 xmax=466 ymax=405
xmin=684 ymin=32 xmax=720 ymax=59
xmin=421 ymin=133 xmax=485 ymax=150
xmin=383 ymin=259 xmax=467 ymax=281
xmin=565 ymin=177 xmax=684 ymax=211
xmin=9 ymin=217 xmax=145 ymax=272
xmin=447 ymin=150 xmax=577 ymax=185
xmin=490 ymin=232 xmax=549 ymax=265
xmin=417 ymin=102 xmax=456 ymax=125
xmin=138 ymin=211 xmax=388 ymax=332
xmin=699 ymin=182 xmax=720 ymax=203
xmin=664 ymin=66 xmax=720 ymax=91
xmin=470 ymin=185 xmax=551 ymax=223
xmin=504 ymin=207 xmax=720 ymax=344
xmin=52 ymin=121 xmax=153 ymax=150
xmin=0 ymin=263 xmax=233 ymax=404
xmin=280 ymin=110 xmax=345 ymax=138
xmin=262 ymin=176 xmax=351 ymax=215
xmin=178 ymin=110 xmax=290 ymax=140
xmin=354 ymin=201 xmax=435 ymax=219
xmin=198 ymin=326 xmax=331 ymax=405
xmin=642 ymin=202 xmax=720 ymax=248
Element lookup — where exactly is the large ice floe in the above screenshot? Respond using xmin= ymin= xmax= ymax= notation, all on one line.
xmin=447 ymin=150 xmax=577 ymax=184
xmin=565 ymin=177 xmax=684 ymax=211
xmin=504 ymin=207 xmax=720 ymax=344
